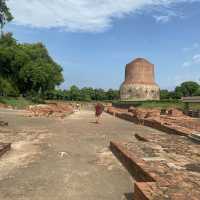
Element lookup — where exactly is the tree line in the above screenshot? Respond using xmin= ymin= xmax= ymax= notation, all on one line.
xmin=0 ymin=31 xmax=199 ymax=101
xmin=0 ymin=0 xmax=199 ymax=102
xmin=0 ymin=32 xmax=119 ymax=101
xmin=160 ymin=81 xmax=200 ymax=100
xmin=45 ymin=81 xmax=200 ymax=101
xmin=46 ymin=86 xmax=119 ymax=101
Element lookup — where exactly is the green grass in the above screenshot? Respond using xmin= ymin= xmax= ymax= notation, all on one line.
xmin=113 ymin=100 xmax=200 ymax=110
xmin=113 ymin=100 xmax=185 ymax=110
xmin=0 ymin=97 xmax=35 ymax=109
xmin=188 ymin=103 xmax=200 ymax=110
xmin=1 ymin=97 xmax=199 ymax=110
xmin=137 ymin=101 xmax=184 ymax=109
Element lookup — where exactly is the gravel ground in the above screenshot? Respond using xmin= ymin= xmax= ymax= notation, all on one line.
xmin=0 ymin=109 xmax=147 ymax=200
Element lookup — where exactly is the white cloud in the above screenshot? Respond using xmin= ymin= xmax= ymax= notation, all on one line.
xmin=153 ymin=9 xmax=180 ymax=23
xmin=182 ymin=61 xmax=191 ymax=67
xmin=183 ymin=42 xmax=200 ymax=52
xmin=7 ymin=0 xmax=200 ymax=32
xmin=153 ymin=15 xmax=171 ymax=23
xmin=193 ymin=54 xmax=200 ymax=63
xmin=182 ymin=53 xmax=200 ymax=68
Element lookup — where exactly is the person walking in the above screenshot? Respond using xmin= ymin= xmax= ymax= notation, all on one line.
xmin=95 ymin=103 xmax=104 ymax=124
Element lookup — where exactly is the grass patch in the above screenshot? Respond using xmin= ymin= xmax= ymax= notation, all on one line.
xmin=0 ymin=97 xmax=35 ymax=109
xmin=113 ymin=100 xmax=185 ymax=110
xmin=138 ymin=101 xmax=184 ymax=109
xmin=188 ymin=103 xmax=200 ymax=110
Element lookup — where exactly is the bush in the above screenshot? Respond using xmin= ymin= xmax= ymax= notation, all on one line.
xmin=0 ymin=78 xmax=19 ymax=97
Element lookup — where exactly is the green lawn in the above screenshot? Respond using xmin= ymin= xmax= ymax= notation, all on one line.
xmin=1 ymin=97 xmax=199 ymax=110
xmin=137 ymin=101 xmax=184 ymax=109
xmin=188 ymin=103 xmax=200 ymax=110
xmin=113 ymin=100 xmax=184 ymax=110
xmin=0 ymin=97 xmax=35 ymax=109
xmin=113 ymin=100 xmax=200 ymax=110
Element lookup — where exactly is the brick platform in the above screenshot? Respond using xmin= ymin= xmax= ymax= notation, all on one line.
xmin=0 ymin=143 xmax=11 ymax=157
xmin=106 ymin=107 xmax=200 ymax=138
xmin=110 ymin=137 xmax=200 ymax=200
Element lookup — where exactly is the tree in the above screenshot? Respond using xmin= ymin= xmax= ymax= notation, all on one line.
xmin=0 ymin=32 xmax=16 ymax=46
xmin=173 ymin=86 xmax=183 ymax=99
xmin=20 ymin=43 xmax=64 ymax=95
xmin=80 ymin=87 xmax=92 ymax=101
xmin=94 ymin=89 xmax=106 ymax=101
xmin=0 ymin=77 xmax=19 ymax=96
xmin=0 ymin=0 xmax=13 ymax=36
xmin=63 ymin=90 xmax=71 ymax=100
xmin=194 ymin=88 xmax=200 ymax=96
xmin=177 ymin=81 xmax=199 ymax=97
xmin=106 ymin=89 xmax=119 ymax=100
xmin=70 ymin=85 xmax=81 ymax=101
xmin=160 ymin=90 xmax=170 ymax=100
xmin=0 ymin=33 xmax=64 ymax=97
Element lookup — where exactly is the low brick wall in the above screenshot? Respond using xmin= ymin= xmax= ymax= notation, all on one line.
xmin=110 ymin=141 xmax=154 ymax=182
xmin=107 ymin=108 xmax=192 ymax=137
xmin=110 ymin=141 xmax=155 ymax=200
xmin=110 ymin=141 xmax=200 ymax=200
xmin=134 ymin=182 xmax=156 ymax=200
xmin=143 ymin=119 xmax=189 ymax=136
xmin=187 ymin=110 xmax=200 ymax=118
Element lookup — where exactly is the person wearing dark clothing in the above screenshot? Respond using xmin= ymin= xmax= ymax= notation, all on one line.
xmin=95 ymin=103 xmax=104 ymax=123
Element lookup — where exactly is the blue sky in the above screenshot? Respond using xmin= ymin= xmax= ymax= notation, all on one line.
xmin=5 ymin=0 xmax=200 ymax=90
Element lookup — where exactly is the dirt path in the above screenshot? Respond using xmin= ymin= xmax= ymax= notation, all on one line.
xmin=0 ymin=110 xmax=142 ymax=200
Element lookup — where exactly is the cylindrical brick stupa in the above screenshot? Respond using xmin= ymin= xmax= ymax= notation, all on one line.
xmin=120 ymin=58 xmax=160 ymax=101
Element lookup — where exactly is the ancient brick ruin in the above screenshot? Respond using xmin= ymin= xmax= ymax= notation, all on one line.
xmin=120 ymin=58 xmax=160 ymax=101
xmin=107 ymin=106 xmax=200 ymax=200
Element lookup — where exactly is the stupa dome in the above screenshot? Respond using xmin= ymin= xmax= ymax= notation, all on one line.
xmin=120 ymin=58 xmax=160 ymax=101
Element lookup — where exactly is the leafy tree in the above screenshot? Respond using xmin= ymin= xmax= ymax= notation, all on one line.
xmin=194 ymin=88 xmax=200 ymax=96
xmin=106 ymin=89 xmax=119 ymax=100
xmin=45 ymin=87 xmax=120 ymax=101
xmin=173 ymin=86 xmax=183 ymax=99
xmin=0 ymin=0 xmax=13 ymax=36
xmin=70 ymin=85 xmax=81 ymax=101
xmin=0 ymin=77 xmax=19 ymax=96
xmin=80 ymin=87 xmax=92 ymax=101
xmin=0 ymin=33 xmax=64 ymax=97
xmin=160 ymin=89 xmax=170 ymax=99
xmin=94 ymin=89 xmax=106 ymax=101
xmin=54 ymin=89 xmax=65 ymax=100
xmin=0 ymin=32 xmax=16 ymax=46
xmin=176 ymin=81 xmax=199 ymax=97
xmin=63 ymin=90 xmax=71 ymax=100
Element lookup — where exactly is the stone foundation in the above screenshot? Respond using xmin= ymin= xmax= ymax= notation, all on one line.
xmin=110 ymin=139 xmax=200 ymax=200
xmin=120 ymin=83 xmax=160 ymax=101
xmin=120 ymin=58 xmax=160 ymax=101
xmin=106 ymin=107 xmax=200 ymax=137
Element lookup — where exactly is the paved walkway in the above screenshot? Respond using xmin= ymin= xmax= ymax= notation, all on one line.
xmin=0 ymin=110 xmax=152 ymax=200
